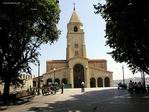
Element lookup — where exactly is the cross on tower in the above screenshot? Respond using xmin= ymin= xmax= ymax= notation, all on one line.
xmin=73 ymin=2 xmax=75 ymax=10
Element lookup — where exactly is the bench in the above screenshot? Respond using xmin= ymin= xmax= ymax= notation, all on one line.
xmin=15 ymin=90 xmax=34 ymax=104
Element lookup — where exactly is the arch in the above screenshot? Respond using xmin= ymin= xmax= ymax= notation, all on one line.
xmin=73 ymin=64 xmax=84 ymax=88
xmin=90 ymin=78 xmax=96 ymax=88
xmin=97 ymin=77 xmax=103 ymax=87
xmin=104 ymin=77 xmax=110 ymax=87
xmin=33 ymin=81 xmax=36 ymax=87
xmin=47 ymin=78 xmax=52 ymax=85
xmin=62 ymin=78 xmax=68 ymax=84
xmin=74 ymin=26 xmax=78 ymax=32
xmin=55 ymin=78 xmax=60 ymax=84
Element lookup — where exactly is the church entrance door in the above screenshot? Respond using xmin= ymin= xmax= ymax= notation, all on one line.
xmin=73 ymin=64 xmax=84 ymax=88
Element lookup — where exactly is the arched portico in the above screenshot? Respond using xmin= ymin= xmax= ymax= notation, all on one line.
xmin=47 ymin=78 xmax=52 ymax=85
xmin=62 ymin=78 xmax=68 ymax=84
xmin=55 ymin=78 xmax=60 ymax=84
xmin=97 ymin=77 xmax=103 ymax=87
xmin=104 ymin=77 xmax=110 ymax=87
xmin=90 ymin=78 xmax=96 ymax=87
xmin=73 ymin=64 xmax=84 ymax=88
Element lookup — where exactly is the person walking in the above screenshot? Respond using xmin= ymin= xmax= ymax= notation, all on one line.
xmin=61 ymin=83 xmax=64 ymax=94
xmin=128 ymin=80 xmax=134 ymax=94
xmin=81 ymin=81 xmax=85 ymax=92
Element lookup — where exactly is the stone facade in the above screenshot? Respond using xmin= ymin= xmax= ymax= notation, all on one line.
xmin=0 ymin=74 xmax=33 ymax=94
xmin=42 ymin=8 xmax=113 ymax=88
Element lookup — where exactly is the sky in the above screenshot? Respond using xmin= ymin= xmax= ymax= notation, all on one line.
xmin=31 ymin=0 xmax=142 ymax=80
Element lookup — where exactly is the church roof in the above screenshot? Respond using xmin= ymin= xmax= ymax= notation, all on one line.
xmin=69 ymin=9 xmax=82 ymax=23
xmin=47 ymin=60 xmax=66 ymax=63
xmin=89 ymin=59 xmax=107 ymax=62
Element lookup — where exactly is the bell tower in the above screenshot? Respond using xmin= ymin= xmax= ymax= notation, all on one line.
xmin=66 ymin=8 xmax=86 ymax=60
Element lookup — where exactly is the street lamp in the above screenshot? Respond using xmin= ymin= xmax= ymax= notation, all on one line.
xmin=37 ymin=61 xmax=40 ymax=95
xmin=141 ymin=71 xmax=145 ymax=88
xmin=53 ymin=68 xmax=56 ymax=83
xmin=122 ymin=65 xmax=125 ymax=84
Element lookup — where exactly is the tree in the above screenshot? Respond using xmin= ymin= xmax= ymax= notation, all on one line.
xmin=94 ymin=0 xmax=149 ymax=74
xmin=0 ymin=0 xmax=60 ymax=103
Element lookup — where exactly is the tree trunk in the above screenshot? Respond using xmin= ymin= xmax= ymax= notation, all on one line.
xmin=3 ymin=79 xmax=11 ymax=105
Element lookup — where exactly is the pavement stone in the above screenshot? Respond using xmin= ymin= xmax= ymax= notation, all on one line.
xmin=1 ymin=87 xmax=149 ymax=112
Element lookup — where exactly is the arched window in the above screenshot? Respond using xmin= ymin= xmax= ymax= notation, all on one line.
xmin=33 ymin=81 xmax=36 ymax=87
xmin=74 ymin=43 xmax=78 ymax=48
xmin=47 ymin=78 xmax=52 ymax=85
xmin=74 ymin=26 xmax=78 ymax=32
xmin=75 ymin=51 xmax=79 ymax=56
xmin=104 ymin=77 xmax=110 ymax=87
xmin=90 ymin=78 xmax=96 ymax=88
xmin=97 ymin=77 xmax=103 ymax=87
xmin=62 ymin=78 xmax=68 ymax=84
xmin=55 ymin=78 xmax=60 ymax=84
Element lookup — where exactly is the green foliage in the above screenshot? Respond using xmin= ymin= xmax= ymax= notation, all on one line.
xmin=0 ymin=0 xmax=60 ymax=95
xmin=94 ymin=0 xmax=149 ymax=74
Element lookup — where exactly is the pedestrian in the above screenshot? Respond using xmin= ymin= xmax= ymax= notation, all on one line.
xmin=53 ymin=84 xmax=57 ymax=94
xmin=61 ymin=83 xmax=64 ymax=94
xmin=118 ymin=82 xmax=122 ymax=90
xmin=147 ymin=85 xmax=149 ymax=93
xmin=81 ymin=81 xmax=85 ymax=92
xmin=128 ymin=80 xmax=134 ymax=94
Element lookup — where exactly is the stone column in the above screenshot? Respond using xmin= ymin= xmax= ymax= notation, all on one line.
xmin=69 ymin=67 xmax=74 ymax=88
xmin=102 ymin=77 xmax=105 ymax=87
xmin=110 ymin=75 xmax=113 ymax=87
xmin=96 ymin=78 xmax=98 ymax=88
xmin=85 ymin=66 xmax=90 ymax=88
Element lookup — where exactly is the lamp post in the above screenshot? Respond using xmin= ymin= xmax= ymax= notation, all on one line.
xmin=122 ymin=65 xmax=125 ymax=84
xmin=37 ymin=61 xmax=40 ymax=95
xmin=53 ymin=68 xmax=56 ymax=84
xmin=141 ymin=71 xmax=145 ymax=88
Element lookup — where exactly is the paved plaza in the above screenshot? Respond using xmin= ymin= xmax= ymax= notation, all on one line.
xmin=1 ymin=87 xmax=149 ymax=112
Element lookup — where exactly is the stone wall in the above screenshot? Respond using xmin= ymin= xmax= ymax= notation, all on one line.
xmin=0 ymin=74 xmax=33 ymax=94
xmin=89 ymin=59 xmax=107 ymax=71
xmin=46 ymin=60 xmax=67 ymax=72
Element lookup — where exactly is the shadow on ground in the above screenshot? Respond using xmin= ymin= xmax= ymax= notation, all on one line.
xmin=27 ymin=88 xmax=149 ymax=112
xmin=27 ymin=88 xmax=127 ymax=112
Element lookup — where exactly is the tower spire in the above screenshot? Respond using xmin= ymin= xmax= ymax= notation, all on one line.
xmin=73 ymin=2 xmax=75 ymax=10
xmin=69 ymin=2 xmax=82 ymax=23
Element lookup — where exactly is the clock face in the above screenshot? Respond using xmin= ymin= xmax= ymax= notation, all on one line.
xmin=80 ymin=26 xmax=83 ymax=29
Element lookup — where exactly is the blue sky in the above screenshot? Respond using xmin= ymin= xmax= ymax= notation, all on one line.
xmin=31 ymin=0 xmax=141 ymax=80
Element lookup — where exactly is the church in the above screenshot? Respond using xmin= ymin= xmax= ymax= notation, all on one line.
xmin=42 ymin=8 xmax=113 ymax=88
